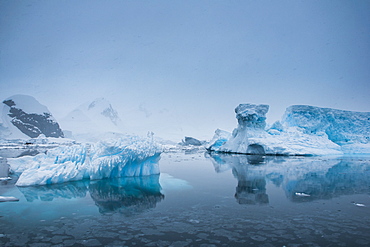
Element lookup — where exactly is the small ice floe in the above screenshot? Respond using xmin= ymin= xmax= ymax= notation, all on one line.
xmin=0 ymin=177 xmax=11 ymax=181
xmin=0 ymin=196 xmax=19 ymax=202
xmin=295 ymin=192 xmax=310 ymax=197
xmin=352 ymin=202 xmax=366 ymax=207
xmin=189 ymin=219 xmax=200 ymax=224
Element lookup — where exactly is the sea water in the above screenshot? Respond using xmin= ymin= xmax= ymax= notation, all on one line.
xmin=0 ymin=150 xmax=370 ymax=246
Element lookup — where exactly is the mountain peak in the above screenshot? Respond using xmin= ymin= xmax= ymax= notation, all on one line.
xmin=60 ymin=98 xmax=122 ymax=136
xmin=86 ymin=98 xmax=120 ymax=125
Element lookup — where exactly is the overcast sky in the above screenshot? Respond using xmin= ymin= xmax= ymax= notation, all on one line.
xmin=1 ymin=0 xmax=369 ymax=140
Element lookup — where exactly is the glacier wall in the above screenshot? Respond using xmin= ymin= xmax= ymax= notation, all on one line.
xmin=8 ymin=136 xmax=162 ymax=186
xmin=282 ymin=105 xmax=370 ymax=145
xmin=208 ymin=104 xmax=370 ymax=155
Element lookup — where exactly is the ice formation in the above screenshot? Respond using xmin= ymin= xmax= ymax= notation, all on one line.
xmin=208 ymin=104 xmax=370 ymax=155
xmin=8 ymin=135 xmax=162 ymax=186
xmin=207 ymin=129 xmax=231 ymax=150
xmin=180 ymin=136 xmax=203 ymax=146
xmin=1 ymin=95 xmax=64 ymax=139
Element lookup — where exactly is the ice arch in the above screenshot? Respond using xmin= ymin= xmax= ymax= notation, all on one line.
xmin=247 ymin=144 xmax=265 ymax=155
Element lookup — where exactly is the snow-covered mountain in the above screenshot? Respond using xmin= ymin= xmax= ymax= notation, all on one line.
xmin=60 ymin=98 xmax=123 ymax=138
xmin=1 ymin=95 xmax=64 ymax=139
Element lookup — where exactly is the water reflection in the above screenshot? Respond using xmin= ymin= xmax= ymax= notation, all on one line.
xmin=18 ymin=180 xmax=89 ymax=202
xmin=232 ymin=159 xmax=269 ymax=205
xmin=89 ymin=175 xmax=164 ymax=215
xmin=207 ymin=153 xmax=270 ymax=205
xmin=17 ymin=175 xmax=164 ymax=215
xmin=286 ymin=160 xmax=370 ymax=202
xmin=207 ymin=152 xmax=370 ymax=204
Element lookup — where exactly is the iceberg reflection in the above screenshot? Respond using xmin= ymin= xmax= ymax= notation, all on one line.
xmin=207 ymin=153 xmax=270 ymax=205
xmin=18 ymin=180 xmax=89 ymax=202
xmin=17 ymin=175 xmax=164 ymax=215
xmin=89 ymin=175 xmax=164 ymax=215
xmin=207 ymin=153 xmax=370 ymax=204
xmin=232 ymin=157 xmax=269 ymax=205
xmin=286 ymin=160 xmax=370 ymax=202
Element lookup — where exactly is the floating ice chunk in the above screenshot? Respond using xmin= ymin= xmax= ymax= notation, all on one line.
xmin=9 ymin=135 xmax=162 ymax=186
xmin=188 ymin=219 xmax=200 ymax=224
xmin=295 ymin=192 xmax=310 ymax=197
xmin=0 ymin=196 xmax=19 ymax=202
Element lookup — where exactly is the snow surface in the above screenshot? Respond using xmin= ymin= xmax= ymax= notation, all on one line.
xmin=208 ymin=104 xmax=370 ymax=155
xmin=3 ymin=95 xmax=49 ymax=115
xmin=8 ymin=135 xmax=162 ymax=186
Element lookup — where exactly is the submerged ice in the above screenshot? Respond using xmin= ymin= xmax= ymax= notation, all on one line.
xmin=8 ymin=135 xmax=162 ymax=186
xmin=208 ymin=104 xmax=370 ymax=155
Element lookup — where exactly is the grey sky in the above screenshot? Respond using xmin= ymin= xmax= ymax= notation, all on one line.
xmin=1 ymin=0 xmax=369 ymax=140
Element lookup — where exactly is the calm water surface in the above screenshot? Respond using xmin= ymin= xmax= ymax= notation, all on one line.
xmin=0 ymin=150 xmax=370 ymax=246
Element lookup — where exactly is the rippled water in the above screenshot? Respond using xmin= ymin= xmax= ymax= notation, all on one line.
xmin=1 ymin=150 xmax=370 ymax=246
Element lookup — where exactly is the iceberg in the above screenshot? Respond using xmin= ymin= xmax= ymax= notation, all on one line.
xmin=180 ymin=136 xmax=203 ymax=146
xmin=207 ymin=129 xmax=231 ymax=150
xmin=208 ymin=104 xmax=370 ymax=155
xmin=8 ymin=135 xmax=162 ymax=186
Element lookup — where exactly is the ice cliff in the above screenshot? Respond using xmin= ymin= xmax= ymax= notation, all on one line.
xmin=208 ymin=104 xmax=370 ymax=155
xmin=1 ymin=95 xmax=64 ymax=139
xmin=8 ymin=135 xmax=162 ymax=186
